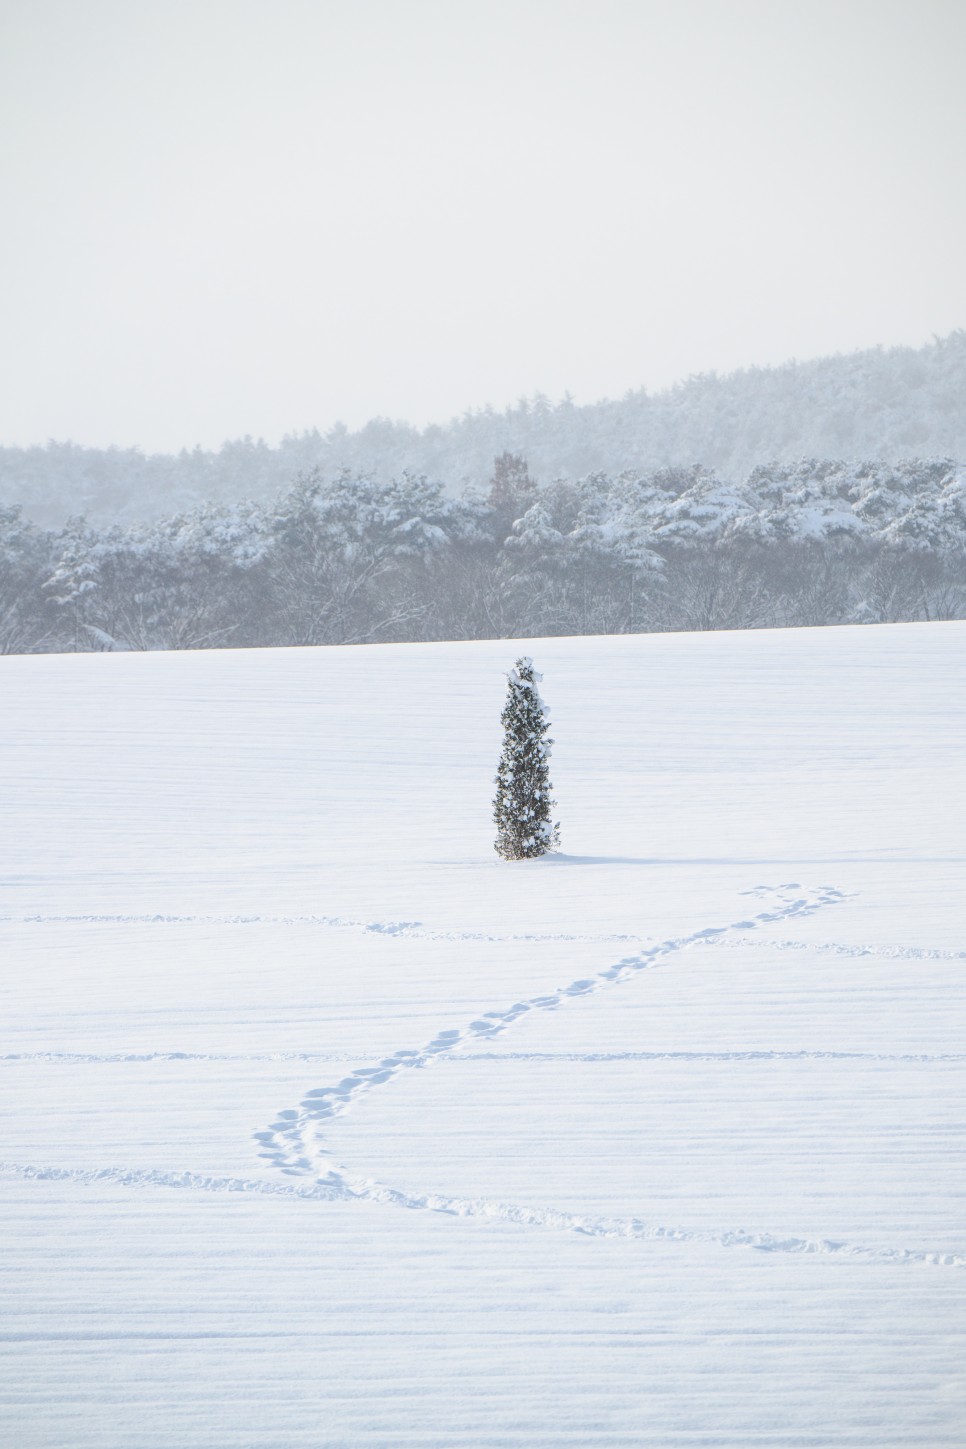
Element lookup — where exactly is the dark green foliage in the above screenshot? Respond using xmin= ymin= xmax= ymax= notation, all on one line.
xmin=488 ymin=451 xmax=538 ymax=538
xmin=493 ymin=657 xmax=560 ymax=860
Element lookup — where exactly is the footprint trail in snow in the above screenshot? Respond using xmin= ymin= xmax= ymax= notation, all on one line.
xmin=6 ymin=883 xmax=961 ymax=1268
xmin=258 ymin=883 xmax=844 ymax=1178
xmin=249 ymin=881 xmax=964 ymax=1268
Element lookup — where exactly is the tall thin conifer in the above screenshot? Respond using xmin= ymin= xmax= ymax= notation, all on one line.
xmin=493 ymin=657 xmax=560 ymax=859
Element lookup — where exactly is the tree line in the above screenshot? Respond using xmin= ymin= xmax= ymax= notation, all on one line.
xmin=2 ymin=453 xmax=964 ymax=655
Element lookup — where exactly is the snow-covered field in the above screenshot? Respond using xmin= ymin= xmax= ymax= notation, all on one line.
xmin=2 ymin=622 xmax=964 ymax=1448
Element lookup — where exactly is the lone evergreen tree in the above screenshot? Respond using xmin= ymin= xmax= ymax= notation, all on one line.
xmin=493 ymin=657 xmax=560 ymax=859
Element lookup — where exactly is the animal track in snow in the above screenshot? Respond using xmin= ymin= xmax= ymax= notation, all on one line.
xmin=0 ymin=1159 xmax=345 ymax=1203
xmin=456 ymin=1049 xmax=966 ymax=1063
xmin=0 ymin=912 xmax=647 ymax=943
xmin=248 ymin=881 xmax=966 ymax=1270
xmin=705 ymin=936 xmax=966 ymax=962
xmin=7 ymin=883 xmax=961 ymax=1269
xmin=257 ymin=885 xmax=847 ymax=1175
xmin=0 ymin=1050 xmax=366 ymax=1064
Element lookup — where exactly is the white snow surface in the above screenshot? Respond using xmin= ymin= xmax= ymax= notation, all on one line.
xmin=1 ymin=622 xmax=965 ymax=1448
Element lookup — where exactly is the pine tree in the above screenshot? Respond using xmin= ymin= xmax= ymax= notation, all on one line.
xmin=493 ymin=657 xmax=560 ymax=860
xmin=488 ymin=451 xmax=537 ymax=538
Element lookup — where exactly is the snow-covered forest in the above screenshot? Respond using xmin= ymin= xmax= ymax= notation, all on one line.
xmin=2 ymin=332 xmax=965 ymax=655
xmin=2 ymin=451 xmax=965 ymax=654
xmin=3 ymin=331 xmax=966 ymax=527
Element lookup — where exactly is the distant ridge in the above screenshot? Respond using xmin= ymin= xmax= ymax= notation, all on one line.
xmin=3 ymin=331 xmax=965 ymax=525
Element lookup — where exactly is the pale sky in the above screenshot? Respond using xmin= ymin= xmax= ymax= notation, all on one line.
xmin=1 ymin=0 xmax=964 ymax=452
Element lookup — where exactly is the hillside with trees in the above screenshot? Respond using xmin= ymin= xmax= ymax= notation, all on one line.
xmin=2 ymin=332 xmax=965 ymax=526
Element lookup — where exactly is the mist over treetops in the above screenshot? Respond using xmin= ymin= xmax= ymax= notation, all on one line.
xmin=3 ymin=331 xmax=964 ymax=527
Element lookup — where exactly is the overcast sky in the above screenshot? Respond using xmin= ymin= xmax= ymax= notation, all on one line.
xmin=1 ymin=0 xmax=964 ymax=452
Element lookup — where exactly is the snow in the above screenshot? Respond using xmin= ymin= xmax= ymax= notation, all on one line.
xmin=1 ymin=622 xmax=965 ymax=1447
